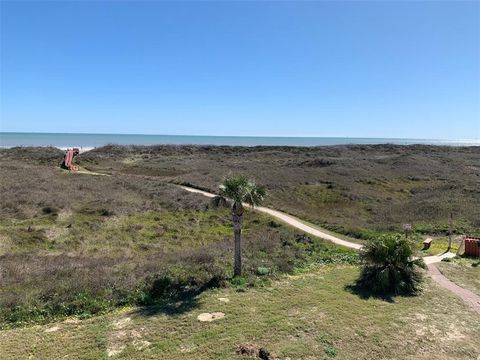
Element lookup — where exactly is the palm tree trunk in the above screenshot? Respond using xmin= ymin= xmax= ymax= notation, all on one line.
xmin=234 ymin=227 xmax=242 ymax=277
xmin=232 ymin=201 xmax=244 ymax=277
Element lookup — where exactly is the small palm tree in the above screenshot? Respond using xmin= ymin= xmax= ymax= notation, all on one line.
xmin=357 ymin=234 xmax=425 ymax=295
xmin=216 ymin=175 xmax=266 ymax=277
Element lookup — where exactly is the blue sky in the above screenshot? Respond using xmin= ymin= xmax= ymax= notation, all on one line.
xmin=1 ymin=1 xmax=479 ymax=139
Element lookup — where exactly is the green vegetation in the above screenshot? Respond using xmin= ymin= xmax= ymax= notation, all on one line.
xmin=418 ymin=235 xmax=461 ymax=256
xmin=355 ymin=234 xmax=425 ymax=296
xmin=0 ymin=207 xmax=357 ymax=327
xmin=1 ymin=146 xmax=479 ymax=359
xmin=0 ymin=148 xmax=358 ymax=327
xmin=1 ymin=266 xmax=479 ymax=359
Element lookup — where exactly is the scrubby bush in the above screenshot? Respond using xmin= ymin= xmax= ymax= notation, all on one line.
xmin=79 ymin=144 xmax=480 ymax=234
xmin=0 ymin=220 xmax=358 ymax=327
xmin=356 ymin=234 xmax=426 ymax=295
xmin=256 ymin=267 xmax=270 ymax=276
xmin=0 ymin=253 xmax=228 ymax=326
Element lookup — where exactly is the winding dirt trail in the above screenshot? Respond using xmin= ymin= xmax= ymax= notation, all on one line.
xmin=178 ymin=185 xmax=362 ymax=250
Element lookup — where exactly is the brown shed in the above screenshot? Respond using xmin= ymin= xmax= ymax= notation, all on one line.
xmin=464 ymin=236 xmax=480 ymax=257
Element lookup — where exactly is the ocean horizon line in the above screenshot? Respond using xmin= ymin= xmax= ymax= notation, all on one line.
xmin=1 ymin=132 xmax=479 ymax=148
xmin=1 ymin=131 xmax=478 ymax=141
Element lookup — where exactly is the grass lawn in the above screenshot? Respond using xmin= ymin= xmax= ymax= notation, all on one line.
xmin=437 ymin=257 xmax=480 ymax=296
xmin=1 ymin=266 xmax=479 ymax=360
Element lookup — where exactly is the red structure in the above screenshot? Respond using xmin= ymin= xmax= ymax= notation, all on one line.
xmin=62 ymin=148 xmax=80 ymax=171
xmin=464 ymin=236 xmax=480 ymax=257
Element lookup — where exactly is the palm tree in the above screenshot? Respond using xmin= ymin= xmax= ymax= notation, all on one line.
xmin=357 ymin=234 xmax=426 ymax=295
xmin=216 ymin=175 xmax=266 ymax=277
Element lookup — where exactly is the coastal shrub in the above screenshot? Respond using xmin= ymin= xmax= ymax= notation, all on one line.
xmin=0 ymin=217 xmax=358 ymax=327
xmin=413 ymin=221 xmax=476 ymax=236
xmin=256 ymin=267 xmax=270 ymax=276
xmin=0 ymin=151 xmax=211 ymax=220
xmin=6 ymin=145 xmax=477 ymax=326
xmin=324 ymin=346 xmax=338 ymax=358
xmin=79 ymin=144 xmax=480 ymax=233
xmin=356 ymin=234 xmax=426 ymax=295
xmin=3 ymin=145 xmax=479 ymax=231
xmin=0 ymin=253 xmax=226 ymax=326
xmin=41 ymin=206 xmax=59 ymax=215
xmin=138 ymin=271 xmax=224 ymax=305
xmin=229 ymin=276 xmax=247 ymax=288
xmin=316 ymin=252 xmax=360 ymax=265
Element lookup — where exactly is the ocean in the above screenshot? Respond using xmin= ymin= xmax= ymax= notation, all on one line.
xmin=1 ymin=132 xmax=479 ymax=149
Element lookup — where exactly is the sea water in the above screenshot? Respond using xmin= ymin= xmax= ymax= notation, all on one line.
xmin=1 ymin=132 xmax=479 ymax=149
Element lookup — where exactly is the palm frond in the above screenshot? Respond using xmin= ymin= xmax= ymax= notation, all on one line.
xmin=358 ymin=234 xmax=424 ymax=295
xmin=219 ymin=175 xmax=266 ymax=207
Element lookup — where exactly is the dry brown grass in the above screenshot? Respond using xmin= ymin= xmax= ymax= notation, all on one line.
xmin=79 ymin=144 xmax=480 ymax=236
xmin=0 ymin=147 xmax=209 ymax=219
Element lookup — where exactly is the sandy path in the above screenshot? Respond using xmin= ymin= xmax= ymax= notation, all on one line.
xmin=179 ymin=185 xmax=470 ymax=256
xmin=179 ymin=185 xmax=361 ymax=250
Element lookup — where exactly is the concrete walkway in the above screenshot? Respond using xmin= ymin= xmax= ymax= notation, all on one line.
xmin=428 ymin=263 xmax=480 ymax=314
xmin=423 ymin=252 xmax=457 ymax=265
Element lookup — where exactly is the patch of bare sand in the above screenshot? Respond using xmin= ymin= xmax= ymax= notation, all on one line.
xmin=0 ymin=234 xmax=12 ymax=256
xmin=107 ymin=316 xmax=151 ymax=357
xmin=45 ymin=226 xmax=69 ymax=242
xmin=63 ymin=317 xmax=81 ymax=324
xmin=197 ymin=312 xmax=225 ymax=322
xmin=133 ymin=339 xmax=151 ymax=350
xmin=113 ymin=317 xmax=131 ymax=329
xmin=107 ymin=345 xmax=126 ymax=358
xmin=57 ymin=210 xmax=73 ymax=222
xmin=44 ymin=325 xmax=60 ymax=333
xmin=179 ymin=343 xmax=197 ymax=353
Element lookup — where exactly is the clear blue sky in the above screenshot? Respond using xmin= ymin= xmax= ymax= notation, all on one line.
xmin=1 ymin=1 xmax=479 ymax=139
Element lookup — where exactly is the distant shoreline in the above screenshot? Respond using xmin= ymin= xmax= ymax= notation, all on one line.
xmin=1 ymin=132 xmax=479 ymax=148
